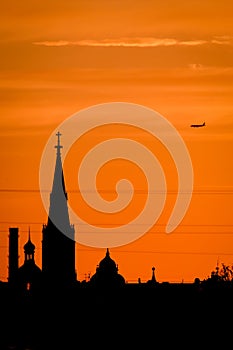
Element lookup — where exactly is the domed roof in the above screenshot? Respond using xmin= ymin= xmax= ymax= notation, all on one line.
xmin=23 ymin=232 xmax=35 ymax=253
xmin=24 ymin=239 xmax=35 ymax=252
xmin=98 ymin=248 xmax=118 ymax=273
xmin=89 ymin=248 xmax=125 ymax=287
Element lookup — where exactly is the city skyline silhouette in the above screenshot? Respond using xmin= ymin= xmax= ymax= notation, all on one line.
xmin=3 ymin=132 xmax=186 ymax=288
xmin=1 ymin=118 xmax=232 ymax=285
xmin=1 ymin=1 xmax=232 ymax=348
xmin=2 ymin=131 xmax=232 ymax=291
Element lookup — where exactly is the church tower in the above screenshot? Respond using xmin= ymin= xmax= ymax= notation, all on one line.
xmin=17 ymin=228 xmax=42 ymax=291
xmin=42 ymin=132 xmax=76 ymax=287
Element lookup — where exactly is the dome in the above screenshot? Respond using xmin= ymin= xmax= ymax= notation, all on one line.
xmin=24 ymin=239 xmax=35 ymax=254
xmin=89 ymin=248 xmax=125 ymax=287
xmin=98 ymin=248 xmax=118 ymax=273
xmin=23 ymin=230 xmax=35 ymax=254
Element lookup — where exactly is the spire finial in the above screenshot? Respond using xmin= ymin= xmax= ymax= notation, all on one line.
xmin=55 ymin=131 xmax=63 ymax=154
xmin=152 ymin=266 xmax=156 ymax=281
xmin=28 ymin=226 xmax=31 ymax=241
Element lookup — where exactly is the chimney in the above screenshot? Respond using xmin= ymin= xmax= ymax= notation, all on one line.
xmin=8 ymin=227 xmax=19 ymax=285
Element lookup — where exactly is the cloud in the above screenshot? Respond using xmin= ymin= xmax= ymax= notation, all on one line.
xmin=212 ymin=35 xmax=233 ymax=45
xmin=32 ymin=37 xmax=228 ymax=48
xmin=188 ymin=63 xmax=204 ymax=70
xmin=211 ymin=40 xmax=231 ymax=45
xmin=180 ymin=40 xmax=207 ymax=46
xmin=33 ymin=40 xmax=71 ymax=47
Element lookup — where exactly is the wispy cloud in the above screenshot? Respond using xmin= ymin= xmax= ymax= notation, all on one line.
xmin=33 ymin=37 xmax=232 ymax=48
xmin=212 ymin=35 xmax=233 ymax=45
xmin=34 ymin=40 xmax=71 ymax=47
xmin=188 ymin=63 xmax=205 ymax=71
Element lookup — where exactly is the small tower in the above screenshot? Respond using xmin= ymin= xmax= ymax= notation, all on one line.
xmin=8 ymin=227 xmax=19 ymax=285
xmin=17 ymin=229 xmax=42 ymax=291
xmin=147 ymin=266 xmax=158 ymax=285
xmin=23 ymin=228 xmax=35 ymax=263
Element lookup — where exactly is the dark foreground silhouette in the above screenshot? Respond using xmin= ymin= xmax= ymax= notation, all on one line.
xmin=1 ymin=280 xmax=233 ymax=350
xmin=2 ymin=133 xmax=232 ymax=349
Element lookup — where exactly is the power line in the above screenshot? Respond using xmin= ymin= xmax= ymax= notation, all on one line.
xmin=0 ymin=188 xmax=233 ymax=194
xmin=0 ymin=245 xmax=232 ymax=256
xmin=0 ymin=189 xmax=42 ymax=193
xmin=0 ymin=229 xmax=232 ymax=235
xmin=76 ymin=248 xmax=233 ymax=256
xmin=0 ymin=221 xmax=232 ymax=227
xmin=0 ymin=230 xmax=233 ymax=234
xmin=0 ymin=221 xmax=45 ymax=225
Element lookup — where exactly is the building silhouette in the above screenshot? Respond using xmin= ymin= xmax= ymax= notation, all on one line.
xmin=6 ymin=132 xmax=77 ymax=290
xmin=147 ymin=266 xmax=158 ymax=285
xmin=41 ymin=131 xmax=76 ymax=287
xmin=8 ymin=227 xmax=19 ymax=286
xmin=2 ymin=133 xmax=233 ymax=350
xmin=16 ymin=229 xmax=42 ymax=291
xmin=5 ymin=131 xmax=233 ymax=296
xmin=89 ymin=248 xmax=125 ymax=287
xmin=6 ymin=132 xmax=125 ymax=291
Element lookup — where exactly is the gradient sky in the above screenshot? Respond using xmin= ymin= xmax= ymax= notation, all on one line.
xmin=0 ymin=1 xmax=233 ymax=283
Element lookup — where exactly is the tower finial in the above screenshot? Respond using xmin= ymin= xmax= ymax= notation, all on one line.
xmin=152 ymin=266 xmax=156 ymax=281
xmin=55 ymin=131 xmax=63 ymax=154
xmin=28 ymin=226 xmax=31 ymax=241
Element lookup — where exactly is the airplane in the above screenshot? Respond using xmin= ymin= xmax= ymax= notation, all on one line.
xmin=190 ymin=122 xmax=206 ymax=128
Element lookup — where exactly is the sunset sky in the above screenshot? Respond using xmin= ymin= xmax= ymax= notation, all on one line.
xmin=0 ymin=1 xmax=233 ymax=283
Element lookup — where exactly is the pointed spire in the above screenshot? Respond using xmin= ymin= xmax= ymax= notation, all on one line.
xmin=152 ymin=266 xmax=156 ymax=281
xmin=147 ymin=266 xmax=157 ymax=285
xmin=47 ymin=131 xmax=74 ymax=238
xmin=51 ymin=131 xmax=67 ymax=200
xmin=24 ymin=227 xmax=35 ymax=251
xmin=24 ymin=228 xmax=35 ymax=261
xmin=55 ymin=131 xmax=63 ymax=155
xmin=42 ymin=131 xmax=76 ymax=285
xmin=28 ymin=226 xmax=31 ymax=241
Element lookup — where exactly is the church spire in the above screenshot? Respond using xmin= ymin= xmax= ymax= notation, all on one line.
xmin=42 ymin=131 xmax=76 ymax=286
xmin=47 ymin=131 xmax=72 ymax=237
xmin=28 ymin=226 xmax=31 ymax=241
xmin=51 ymin=131 xmax=67 ymax=199
xmin=55 ymin=131 xmax=62 ymax=155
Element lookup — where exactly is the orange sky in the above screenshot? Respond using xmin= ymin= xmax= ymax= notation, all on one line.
xmin=0 ymin=1 xmax=233 ymax=283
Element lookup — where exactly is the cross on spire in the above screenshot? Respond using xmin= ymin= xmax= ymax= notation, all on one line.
xmin=55 ymin=131 xmax=63 ymax=154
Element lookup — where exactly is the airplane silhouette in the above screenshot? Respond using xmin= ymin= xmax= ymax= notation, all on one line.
xmin=190 ymin=122 xmax=205 ymax=128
